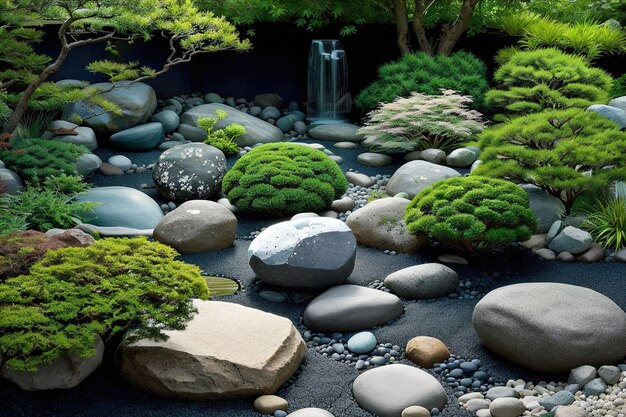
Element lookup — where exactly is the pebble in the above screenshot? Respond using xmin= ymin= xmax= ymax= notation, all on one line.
xmin=253 ymin=395 xmax=288 ymax=414
xmin=438 ymin=254 xmax=468 ymax=265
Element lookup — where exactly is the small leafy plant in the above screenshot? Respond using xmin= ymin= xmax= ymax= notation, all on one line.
xmin=357 ymin=90 xmax=486 ymax=154
xmin=581 ymin=182 xmax=626 ymax=251
xmin=405 ymin=176 xmax=536 ymax=255
xmin=198 ymin=109 xmax=245 ymax=155
xmin=0 ymin=237 xmax=210 ymax=372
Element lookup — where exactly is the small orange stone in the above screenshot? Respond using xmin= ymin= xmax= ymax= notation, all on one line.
xmin=405 ymin=336 xmax=450 ymax=368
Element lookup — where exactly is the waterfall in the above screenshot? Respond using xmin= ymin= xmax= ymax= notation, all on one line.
xmin=307 ymin=40 xmax=351 ymax=124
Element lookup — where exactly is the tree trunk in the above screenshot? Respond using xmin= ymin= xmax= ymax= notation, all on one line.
xmin=436 ymin=0 xmax=479 ymax=56
xmin=411 ymin=0 xmax=433 ymax=56
xmin=392 ymin=0 xmax=412 ymax=54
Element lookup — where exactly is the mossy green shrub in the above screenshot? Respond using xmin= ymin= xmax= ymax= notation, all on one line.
xmin=405 ymin=176 xmax=536 ymax=255
xmin=198 ymin=109 xmax=245 ymax=155
xmin=222 ymin=142 xmax=347 ymax=216
xmin=357 ymin=90 xmax=485 ymax=154
xmin=0 ymin=230 xmax=78 ymax=280
xmin=485 ymin=48 xmax=613 ymax=118
xmin=0 ymin=138 xmax=88 ymax=185
xmin=0 ymin=237 xmax=210 ymax=372
xmin=472 ymin=108 xmax=626 ymax=212
xmin=355 ymin=51 xmax=488 ymax=112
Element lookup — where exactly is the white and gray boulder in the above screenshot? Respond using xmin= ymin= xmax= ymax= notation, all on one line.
xmin=303 ymin=285 xmax=404 ymax=332
xmin=62 ymin=81 xmax=157 ymax=134
xmin=352 ymin=364 xmax=447 ymax=417
xmin=309 ymin=123 xmax=361 ymax=142
xmin=1 ymin=335 xmax=104 ymax=391
xmin=421 ymin=149 xmax=446 ymax=165
xmin=521 ymin=184 xmax=565 ymax=233
xmin=386 ymin=161 xmax=461 ymax=199
xmin=346 ymin=197 xmax=427 ymax=253
xmin=117 ymin=300 xmax=306 ymax=400
xmin=179 ymin=103 xmax=283 ymax=147
xmin=152 ymin=143 xmax=227 ymax=201
xmin=77 ymin=186 xmax=164 ymax=230
xmin=586 ymin=104 xmax=626 ymax=129
xmin=248 ymin=217 xmax=356 ymax=289
xmin=153 ymin=200 xmax=237 ymax=254
xmin=489 ymin=398 xmax=526 ymax=417
xmin=384 ymin=263 xmax=459 ymax=300
xmin=472 ymin=283 xmax=626 ymax=372
xmin=548 ymin=226 xmax=593 ymax=254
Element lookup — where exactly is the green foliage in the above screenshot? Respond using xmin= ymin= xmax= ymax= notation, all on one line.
xmin=0 ymin=139 xmax=88 ymax=185
xmin=198 ymin=109 xmax=245 ymax=155
xmin=486 ymin=48 xmax=613 ymax=118
xmin=12 ymin=110 xmax=56 ymax=141
xmin=367 ymin=190 xmax=390 ymax=204
xmin=472 ymin=108 xmax=626 ymax=212
xmin=405 ymin=176 xmax=536 ymax=255
xmin=582 ymin=196 xmax=626 ymax=251
xmin=0 ymin=187 xmax=96 ymax=234
xmin=357 ymin=90 xmax=485 ymax=154
xmin=0 ymin=231 xmax=80 ymax=280
xmin=203 ymin=275 xmax=240 ymax=296
xmin=611 ymin=74 xmax=626 ymax=98
xmin=495 ymin=12 xmax=626 ymax=60
xmin=355 ymin=51 xmax=488 ymax=112
xmin=222 ymin=142 xmax=347 ymax=216
xmin=42 ymin=174 xmax=91 ymax=196
xmin=0 ymin=237 xmax=210 ymax=371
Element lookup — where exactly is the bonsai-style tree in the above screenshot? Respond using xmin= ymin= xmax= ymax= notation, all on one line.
xmin=0 ymin=0 xmax=251 ymax=134
xmin=472 ymin=108 xmax=626 ymax=212
xmin=485 ymin=48 xmax=613 ymax=118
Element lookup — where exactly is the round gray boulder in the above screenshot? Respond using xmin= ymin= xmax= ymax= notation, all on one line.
xmin=248 ymin=217 xmax=356 ymax=289
xmin=472 ymin=283 xmax=626 ymax=372
xmin=149 ymin=110 xmax=180 ymax=134
xmin=346 ymin=197 xmax=427 ymax=253
xmin=76 ymin=152 xmax=102 ymax=177
xmin=153 ymin=200 xmax=237 ymax=254
xmin=109 ymin=122 xmax=164 ymax=151
xmin=309 ymin=123 xmax=361 ymax=142
xmin=446 ymin=148 xmax=477 ymax=168
xmin=521 ymin=184 xmax=565 ymax=233
xmin=152 ymin=143 xmax=227 ymax=201
xmin=62 ymin=81 xmax=157 ymax=134
xmin=353 ymin=364 xmax=447 ymax=417
xmin=548 ymin=226 xmax=593 ymax=254
xmin=386 ymin=161 xmax=461 ymax=199
xmin=77 ymin=186 xmax=164 ymax=230
xmin=384 ymin=263 xmax=459 ymax=299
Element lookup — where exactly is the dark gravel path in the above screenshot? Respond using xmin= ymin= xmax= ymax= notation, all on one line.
xmin=1 ymin=139 xmax=625 ymax=417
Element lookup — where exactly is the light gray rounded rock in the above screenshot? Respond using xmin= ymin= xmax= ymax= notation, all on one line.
xmin=384 ymin=263 xmax=459 ymax=299
xmin=287 ymin=409 xmax=334 ymax=417
xmin=582 ymin=378 xmax=608 ymax=396
xmin=555 ymin=405 xmax=589 ymax=417
xmin=331 ymin=196 xmax=355 ymax=213
xmin=546 ymin=220 xmax=564 ymax=246
xmin=420 ymin=149 xmax=446 ymax=165
xmin=538 ymin=390 xmax=575 ymax=411
xmin=402 ymin=405 xmax=431 ymax=417
xmin=176 ymin=124 xmax=208 ymax=142
xmin=41 ymin=120 xmax=79 ymax=140
xmin=309 ymin=123 xmax=361 ymax=142
xmin=109 ymin=122 xmax=164 ymax=151
xmin=259 ymin=106 xmax=281 ymax=121
xmin=248 ymin=217 xmax=356 ymax=289
xmin=49 ymin=126 xmax=98 ymax=151
xmin=152 ymin=143 xmax=227 ymax=201
xmin=293 ymin=121 xmax=307 ymax=135
xmin=345 ymin=172 xmax=374 ymax=187
xmin=486 ymin=387 xmax=519 ymax=400
xmin=0 ymin=335 xmax=104 ymax=391
xmin=0 ymin=168 xmax=24 ymax=194
xmin=77 ymin=186 xmax=164 ymax=229
xmin=179 ymin=103 xmax=283 ymax=146
xmin=76 ymin=152 xmax=102 ymax=176
xmin=489 ymin=398 xmax=526 ymax=417
xmin=521 ymin=184 xmax=565 ymax=233
xmin=568 ymin=365 xmax=597 ymax=387
xmin=108 ymin=155 xmax=132 ymax=171
xmin=472 ymin=283 xmax=626 ymax=372
xmin=153 ymin=200 xmax=237 ymax=254
xmin=404 ymin=150 xmax=423 ymax=162
xmin=62 ymin=81 xmax=156 ymax=134
xmin=608 ymin=96 xmax=626 ymax=111
xmin=548 ymin=226 xmax=593 ymax=254
xmin=446 ymin=148 xmax=477 ymax=167
xmin=346 ymin=197 xmax=427 ymax=253
xmin=386 ymin=161 xmax=461 ymax=199
xmin=466 ymin=399 xmax=491 ymax=413
xmin=586 ymin=104 xmax=626 ymax=128
xmin=357 ymin=152 xmax=392 ymax=167
xmin=597 ymin=365 xmax=621 ymax=385
xmin=150 ymin=110 xmax=180 ymax=134
xmin=352 ymin=364 xmax=447 ymax=417
xmin=303 ymin=284 xmax=404 ymax=332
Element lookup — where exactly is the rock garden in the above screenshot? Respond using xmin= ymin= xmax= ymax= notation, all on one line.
xmin=0 ymin=1 xmax=626 ymax=417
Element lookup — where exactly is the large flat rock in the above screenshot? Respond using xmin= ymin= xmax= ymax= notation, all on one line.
xmin=117 ymin=300 xmax=306 ymax=400
xmin=179 ymin=103 xmax=283 ymax=147
xmin=472 ymin=283 xmax=626 ymax=372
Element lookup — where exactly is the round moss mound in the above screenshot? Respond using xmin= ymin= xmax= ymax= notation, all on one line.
xmin=222 ymin=142 xmax=348 ymax=216
xmin=405 ymin=176 xmax=537 ymax=255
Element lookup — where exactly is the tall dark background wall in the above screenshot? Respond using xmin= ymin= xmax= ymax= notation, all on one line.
xmin=40 ymin=23 xmax=626 ymax=105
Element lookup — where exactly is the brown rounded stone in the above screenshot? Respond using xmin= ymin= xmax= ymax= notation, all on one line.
xmin=405 ymin=336 xmax=450 ymax=368
xmin=254 ymin=395 xmax=288 ymax=414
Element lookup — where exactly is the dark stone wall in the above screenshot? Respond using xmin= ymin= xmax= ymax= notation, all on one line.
xmin=39 ymin=22 xmax=625 ymax=104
